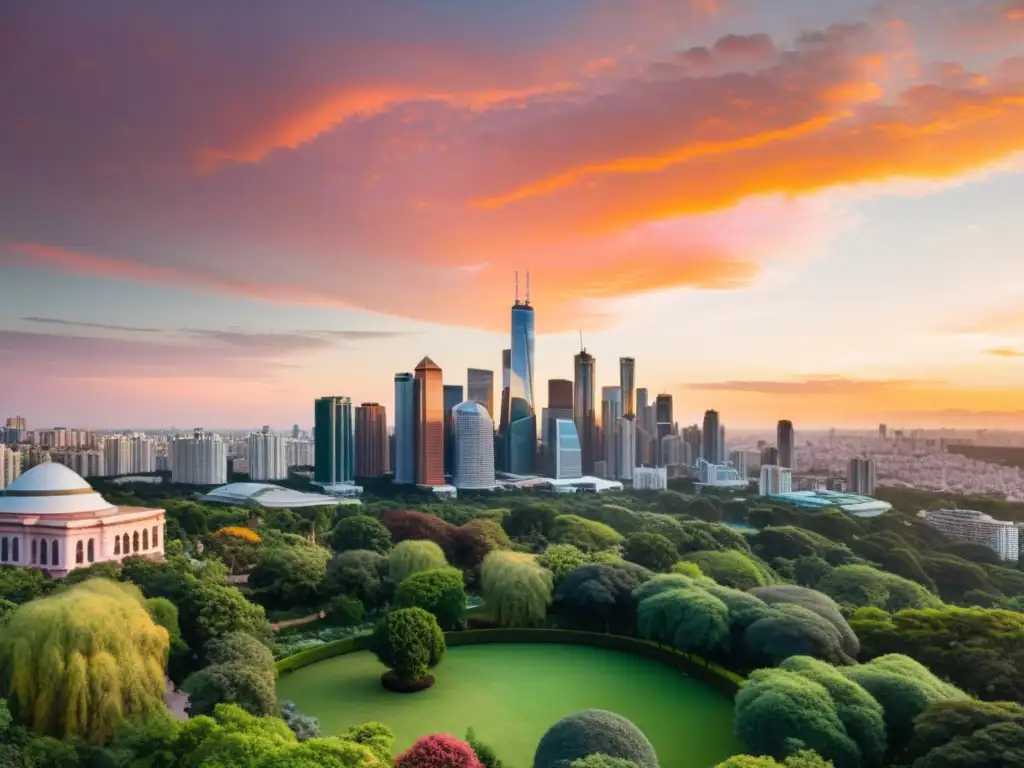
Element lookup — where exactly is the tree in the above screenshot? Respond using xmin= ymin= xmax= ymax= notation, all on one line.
xmin=370 ymin=607 xmax=445 ymax=691
xmin=555 ymin=563 xmax=651 ymax=633
xmin=715 ymin=751 xmax=834 ymax=767
xmin=0 ymin=567 xmax=55 ymax=604
xmin=686 ymin=497 xmax=721 ymax=522
xmin=533 ymin=709 xmax=658 ymax=768
xmin=329 ymin=515 xmax=392 ymax=555
xmin=395 ymin=734 xmax=482 ymax=768
xmin=178 ymin=579 xmax=269 ymax=657
xmin=381 ymin=510 xmax=457 ymax=557
xmin=248 ymin=543 xmax=330 ymax=610
xmin=571 ymin=756 xmax=641 ymax=768
xmin=342 ymin=722 xmax=396 ymax=765
xmin=538 ymin=544 xmax=590 ymax=584
xmin=389 ymin=540 xmax=449 ymax=583
xmin=816 ymin=565 xmax=940 ymax=613
xmin=636 ymin=586 xmax=730 ymax=658
xmin=181 ymin=632 xmax=277 ymax=718
xmin=670 ymin=561 xmax=704 ymax=579
xmin=750 ymin=586 xmax=859 ymax=660
xmin=550 ymin=515 xmax=624 ymax=552
xmin=905 ymin=700 xmax=1024 ymax=767
xmin=623 ymin=533 xmax=678 ymax=572
xmin=145 ymin=597 xmax=192 ymax=685
xmin=325 ymin=549 xmax=390 ymax=607
xmin=750 ymin=527 xmax=835 ymax=561
xmin=63 ymin=560 xmax=123 ymax=585
xmin=745 ymin=603 xmax=854 ymax=666
xmin=502 ymin=502 xmax=559 ymax=539
xmin=393 ymin=567 xmax=468 ymax=630
xmin=326 ymin=595 xmax=365 ymax=626
xmin=205 ymin=527 xmax=262 ymax=573
xmin=0 ymin=579 xmax=168 ymax=743
xmin=682 ymin=550 xmax=776 ymax=590
xmin=480 ymin=551 xmax=553 ymax=627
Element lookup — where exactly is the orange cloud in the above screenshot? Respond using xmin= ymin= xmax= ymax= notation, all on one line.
xmin=986 ymin=347 xmax=1024 ymax=358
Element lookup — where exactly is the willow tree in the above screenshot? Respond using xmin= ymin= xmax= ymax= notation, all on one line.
xmin=480 ymin=551 xmax=553 ymax=627
xmin=0 ymin=578 xmax=169 ymax=744
xmin=389 ymin=540 xmax=448 ymax=583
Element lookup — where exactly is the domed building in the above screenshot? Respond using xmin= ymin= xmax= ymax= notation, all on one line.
xmin=0 ymin=463 xmax=165 ymax=577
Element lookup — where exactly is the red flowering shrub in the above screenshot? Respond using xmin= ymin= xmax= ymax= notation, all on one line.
xmin=381 ymin=511 xmax=457 ymax=557
xmin=395 ymin=734 xmax=483 ymax=768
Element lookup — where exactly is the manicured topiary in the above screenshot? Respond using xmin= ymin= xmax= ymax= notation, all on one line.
xmin=533 ymin=709 xmax=658 ymax=768
xmin=396 ymin=734 xmax=482 ymax=768
xmin=370 ymin=607 xmax=445 ymax=692
xmin=393 ymin=567 xmax=467 ymax=630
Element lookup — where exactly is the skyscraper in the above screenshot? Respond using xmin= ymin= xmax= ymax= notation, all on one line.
xmin=248 ymin=431 xmax=287 ymax=481
xmin=777 ymin=420 xmax=795 ymax=469
xmin=601 ymin=386 xmax=622 ymax=476
xmin=452 ymin=401 xmax=496 ymax=490
xmin=617 ymin=416 xmax=636 ymax=481
xmin=505 ymin=273 xmax=537 ymax=475
xmin=314 ymin=397 xmax=354 ymax=486
xmin=848 ymin=457 xmax=877 ymax=496
xmin=760 ymin=446 xmax=779 ymax=466
xmin=171 ymin=428 xmax=227 ymax=485
xmin=683 ymin=425 xmax=701 ymax=468
xmin=655 ymin=394 xmax=673 ymax=466
xmin=393 ymin=373 xmax=417 ymax=484
xmin=718 ymin=424 xmax=726 ymax=464
xmin=499 ymin=348 xmax=511 ymax=436
xmin=543 ymin=379 xmax=574 ymax=461
xmin=702 ymin=409 xmax=720 ymax=465
xmin=415 ymin=357 xmax=445 ymax=486
xmin=573 ymin=348 xmax=597 ymax=475
xmin=548 ymin=379 xmax=574 ymax=410
xmin=355 ymin=403 xmax=388 ymax=479
xmin=619 ymin=358 xmax=636 ymax=417
xmin=443 ymin=385 xmax=464 ymax=477
xmin=551 ymin=419 xmax=583 ymax=479
xmin=467 ymin=368 xmax=494 ymax=419
xmin=635 ymin=388 xmax=653 ymax=466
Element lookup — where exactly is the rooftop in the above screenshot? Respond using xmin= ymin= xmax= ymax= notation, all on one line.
xmin=0 ymin=463 xmax=116 ymax=516
xmin=764 ymin=489 xmax=892 ymax=518
xmin=200 ymin=483 xmax=349 ymax=508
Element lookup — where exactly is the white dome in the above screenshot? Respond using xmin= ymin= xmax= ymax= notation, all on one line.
xmin=0 ymin=462 xmax=115 ymax=516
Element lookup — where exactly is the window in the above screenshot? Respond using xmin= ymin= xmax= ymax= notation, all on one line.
xmin=31 ymin=539 xmax=37 ymax=564
xmin=143 ymin=528 xmax=149 ymax=550
xmin=133 ymin=531 xmax=139 ymax=552
xmin=52 ymin=540 xmax=59 ymax=566
xmin=40 ymin=540 xmax=48 ymax=565
xmin=114 ymin=536 xmax=120 ymax=555
xmin=1 ymin=537 xmax=7 ymax=562
xmin=123 ymin=533 xmax=130 ymax=554
xmin=12 ymin=538 xmax=18 ymax=563
xmin=152 ymin=526 xmax=159 ymax=548
xmin=76 ymin=541 xmax=84 ymax=564
xmin=87 ymin=539 xmax=95 ymax=563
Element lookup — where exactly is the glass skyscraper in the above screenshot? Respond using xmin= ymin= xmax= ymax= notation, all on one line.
xmin=505 ymin=295 xmax=536 ymax=475
xmin=619 ymin=358 xmax=635 ymax=417
xmin=467 ymin=368 xmax=494 ymax=418
xmin=574 ymin=349 xmax=596 ymax=475
xmin=443 ymin=384 xmax=464 ymax=477
xmin=313 ymin=396 xmax=354 ymax=486
xmin=415 ymin=357 xmax=445 ymax=487
xmin=393 ymin=373 xmax=417 ymax=484
xmin=777 ymin=420 xmax=795 ymax=469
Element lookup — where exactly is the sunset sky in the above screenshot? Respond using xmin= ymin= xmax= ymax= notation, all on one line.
xmin=2 ymin=0 xmax=1024 ymax=430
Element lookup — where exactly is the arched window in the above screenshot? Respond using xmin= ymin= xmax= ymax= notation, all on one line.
xmin=143 ymin=528 xmax=149 ymax=550
xmin=52 ymin=540 xmax=59 ymax=566
xmin=87 ymin=539 xmax=95 ymax=563
xmin=1 ymin=537 xmax=7 ymax=562
xmin=152 ymin=526 xmax=159 ymax=548
xmin=12 ymin=537 xmax=19 ymax=563
xmin=31 ymin=539 xmax=37 ymax=564
xmin=133 ymin=531 xmax=139 ymax=552
xmin=114 ymin=536 xmax=121 ymax=555
xmin=76 ymin=541 xmax=84 ymax=564
xmin=40 ymin=540 xmax=48 ymax=565
xmin=123 ymin=533 xmax=130 ymax=554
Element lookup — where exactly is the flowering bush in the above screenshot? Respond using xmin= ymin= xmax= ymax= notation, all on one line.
xmin=216 ymin=526 xmax=261 ymax=542
xmin=395 ymin=734 xmax=483 ymax=768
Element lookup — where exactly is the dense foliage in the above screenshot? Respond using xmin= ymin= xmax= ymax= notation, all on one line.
xmin=393 ymin=567 xmax=468 ymax=630
xmin=534 ymin=709 xmax=659 ymax=768
xmin=389 ymin=540 xmax=449 ymax=583
xmin=480 ymin=551 xmax=553 ymax=627
xmin=395 ymin=733 xmax=482 ymax=768
xmin=370 ymin=607 xmax=445 ymax=686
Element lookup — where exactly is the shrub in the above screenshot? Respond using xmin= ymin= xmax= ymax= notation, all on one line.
xmin=381 ymin=510 xmax=457 ymax=556
xmin=466 ymin=727 xmax=504 ymax=768
xmin=750 ymin=585 xmax=859 ymax=659
xmin=394 ymin=567 xmax=468 ymax=630
xmin=326 ymin=594 xmax=366 ymax=626
xmin=330 ymin=515 xmax=393 ymax=555
xmin=280 ymin=700 xmax=321 ymax=741
xmin=453 ymin=519 xmax=510 ymax=569
xmin=682 ymin=550 xmax=776 ymax=591
xmin=390 ymin=540 xmax=449 ymax=583
xmin=396 ymin=733 xmax=482 ymax=768
xmin=533 ymin=709 xmax=658 ymax=768
xmin=623 ymin=533 xmax=678 ymax=572
xmin=480 ymin=551 xmax=553 ymax=628
xmin=636 ymin=586 xmax=730 ymax=658
xmin=538 ymin=544 xmax=590 ymax=583
xmin=817 ymin=565 xmax=941 ymax=613
xmin=326 ymin=549 xmax=390 ymax=607
xmin=343 ymin=721 xmax=396 ymax=765
xmin=370 ymin=607 xmax=445 ymax=688
xmin=550 ymin=515 xmax=625 ymax=552
xmin=555 ymin=563 xmax=651 ymax=633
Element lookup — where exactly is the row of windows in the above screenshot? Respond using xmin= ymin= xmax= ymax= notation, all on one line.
xmin=0 ymin=525 xmax=160 ymax=567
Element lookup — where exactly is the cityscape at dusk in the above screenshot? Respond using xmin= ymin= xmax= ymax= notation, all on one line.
xmin=2 ymin=1 xmax=1024 ymax=428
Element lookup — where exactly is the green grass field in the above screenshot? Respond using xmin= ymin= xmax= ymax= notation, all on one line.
xmin=276 ymin=643 xmax=741 ymax=768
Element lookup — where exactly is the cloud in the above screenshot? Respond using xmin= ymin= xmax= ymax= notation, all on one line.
xmin=684 ymin=376 xmax=936 ymax=395
xmin=21 ymin=316 xmax=161 ymax=333
xmin=952 ymin=305 xmax=1024 ymax=334
xmin=985 ymin=347 xmax=1024 ymax=358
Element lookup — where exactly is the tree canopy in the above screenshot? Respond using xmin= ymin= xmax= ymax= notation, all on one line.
xmin=681 ymin=550 xmax=776 ymax=590
xmin=623 ymin=532 xmax=678 ymax=572
xmin=248 ymin=543 xmax=330 ymax=609
xmin=393 ymin=567 xmax=468 ymax=630
xmin=555 ymin=563 xmax=651 ymax=633
xmin=480 ymin=551 xmax=553 ymax=628
xmin=371 ymin=607 xmax=445 ymax=687
xmin=534 ymin=709 xmax=658 ymax=768
xmin=330 ymin=515 xmax=393 ymax=555
xmin=389 ymin=540 xmax=449 ymax=583
xmin=549 ymin=515 xmax=625 ymax=552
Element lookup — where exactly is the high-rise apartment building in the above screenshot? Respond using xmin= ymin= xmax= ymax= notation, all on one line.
xmin=878 ymin=424 xmax=888 ymax=441
xmin=285 ymin=438 xmax=314 ymax=468
xmin=355 ymin=403 xmax=388 ymax=479
xmin=443 ymin=385 xmax=464 ymax=477
xmin=759 ymin=465 xmax=793 ymax=495
xmin=247 ymin=431 xmax=287 ymax=481
xmin=729 ymin=449 xmax=748 ymax=479
xmin=415 ymin=357 xmax=445 ymax=486
xmin=573 ymin=348 xmax=597 ymax=475
xmin=313 ymin=396 xmax=354 ymax=486
xmin=452 ymin=401 xmax=496 ymax=490
xmin=550 ymin=419 xmax=583 ymax=480
xmin=922 ymin=508 xmax=1020 ymax=562
xmin=633 ymin=466 xmax=667 ymax=490
xmin=171 ymin=429 xmax=227 ymax=485
xmin=702 ymin=410 xmax=720 ymax=464
xmin=0 ymin=446 xmax=22 ymax=489
xmin=760 ymin=446 xmax=779 ymax=466
xmin=683 ymin=426 xmax=701 ymax=469
xmin=467 ymin=368 xmax=495 ymax=419
xmin=52 ymin=449 xmax=105 ymax=478
xmin=601 ymin=386 xmax=622 ymax=474
xmin=393 ymin=373 xmax=417 ymax=484
xmin=848 ymin=457 xmax=877 ymax=496
xmin=777 ymin=420 xmax=795 ymax=469
xmin=655 ymin=394 xmax=673 ymax=465
xmin=619 ymin=358 xmax=636 ymax=417
xmin=103 ymin=436 xmax=133 ymax=477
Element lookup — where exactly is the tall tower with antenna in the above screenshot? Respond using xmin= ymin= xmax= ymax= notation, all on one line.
xmin=505 ymin=269 xmax=536 ymax=474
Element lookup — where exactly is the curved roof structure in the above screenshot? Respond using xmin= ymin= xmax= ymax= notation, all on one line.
xmin=765 ymin=489 xmax=892 ymax=518
xmin=0 ymin=463 xmax=116 ymax=515
xmin=199 ymin=482 xmax=343 ymax=508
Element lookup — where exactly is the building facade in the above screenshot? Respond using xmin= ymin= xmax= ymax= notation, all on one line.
xmin=506 ymin=293 xmax=537 ymax=475
xmin=759 ymin=465 xmax=793 ymax=495
xmin=443 ymin=385 xmax=464 ymax=477
xmin=922 ymin=508 xmax=1020 ymax=561
xmin=247 ymin=431 xmax=288 ymax=482
xmin=415 ymin=357 xmax=445 ymax=487
xmin=655 ymin=394 xmax=673 ymax=465
xmin=467 ymin=368 xmax=495 ymax=419
xmin=573 ymin=349 xmax=597 ymax=475
xmin=0 ymin=446 xmax=22 ymax=490
xmin=777 ymin=420 xmax=795 ymax=469
xmin=702 ymin=410 xmax=720 ymax=465
xmin=452 ymin=401 xmax=496 ymax=490
xmin=601 ymin=386 xmax=622 ymax=475
xmin=633 ymin=466 xmax=668 ymax=490
xmin=617 ymin=416 xmax=636 ymax=481
xmin=170 ymin=429 xmax=227 ymax=485
xmin=729 ymin=449 xmax=748 ymax=478
xmin=551 ymin=419 xmax=583 ymax=480
xmin=848 ymin=457 xmax=877 ymax=496
xmin=619 ymin=358 xmax=636 ymax=417
xmin=393 ymin=373 xmax=417 ymax=484
xmin=355 ymin=403 xmax=388 ymax=479
xmin=314 ymin=396 xmax=355 ymax=486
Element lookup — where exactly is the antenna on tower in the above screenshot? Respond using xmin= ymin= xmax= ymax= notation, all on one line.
xmin=514 ymin=270 xmax=520 ymax=305
xmin=526 ymin=271 xmax=531 ymax=305
xmin=579 ymin=329 xmax=585 ymax=353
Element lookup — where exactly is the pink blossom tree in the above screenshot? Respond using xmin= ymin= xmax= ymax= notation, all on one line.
xmin=395 ymin=734 xmax=483 ymax=768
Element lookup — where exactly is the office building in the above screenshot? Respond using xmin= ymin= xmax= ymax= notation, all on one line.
xmin=655 ymin=394 xmax=673 ymax=465
xmin=702 ymin=410 xmax=720 ymax=464
xmin=452 ymin=401 xmax=496 ymax=490
xmin=171 ymin=429 xmax=227 ymax=485
xmin=415 ymin=357 xmax=445 ymax=486
xmin=355 ymin=403 xmax=388 ymax=478
xmin=683 ymin=426 xmax=702 ymax=468
xmin=550 ymin=419 xmax=583 ymax=480
xmin=542 ymin=380 xmax=575 ymax=464
xmin=697 ymin=459 xmax=746 ymax=487
xmin=504 ymin=276 xmax=537 ymax=475
xmin=601 ymin=386 xmax=622 ymax=474
xmin=394 ymin=373 xmax=417 ymax=484
xmin=619 ymin=358 xmax=636 ymax=417
xmin=314 ymin=396 xmax=355 ymax=486
xmin=443 ymin=385 xmax=464 ymax=477
xmin=247 ymin=431 xmax=287 ymax=481
xmin=761 ymin=446 xmax=779 ymax=466
xmin=0 ymin=446 xmax=22 ymax=489
xmin=574 ymin=348 xmax=597 ymax=475
xmin=777 ymin=420 xmax=795 ymax=469
xmin=921 ymin=508 xmax=1020 ymax=562
xmin=848 ymin=457 xmax=877 ymax=496
xmin=499 ymin=349 xmax=511 ymax=438
xmin=636 ymin=388 xmax=649 ymax=414
xmin=467 ymin=368 xmax=495 ymax=420
xmin=285 ymin=438 xmax=314 ymax=468
xmin=660 ymin=434 xmax=682 ymax=467
xmin=633 ymin=466 xmax=668 ymax=491
xmin=729 ymin=449 xmax=748 ymax=479
xmin=759 ymin=465 xmax=793 ymax=495
xmin=617 ymin=416 xmax=636 ymax=481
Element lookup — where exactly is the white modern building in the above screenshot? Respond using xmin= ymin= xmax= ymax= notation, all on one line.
xmin=921 ymin=508 xmax=1020 ymax=562
xmin=633 ymin=466 xmax=668 ymax=490
xmin=104 ymin=435 xmax=133 ymax=476
xmin=0 ymin=446 xmax=22 ymax=490
xmin=696 ymin=459 xmax=748 ymax=488
xmin=132 ymin=435 xmax=156 ymax=473
xmin=452 ymin=401 xmax=496 ymax=490
xmin=848 ymin=457 xmax=877 ymax=496
xmin=551 ymin=419 xmax=583 ymax=480
xmin=285 ymin=438 xmax=315 ymax=468
xmin=0 ymin=463 xmax=165 ymax=577
xmin=53 ymin=449 xmax=105 ymax=478
xmin=760 ymin=464 xmax=793 ymax=495
xmin=170 ymin=429 xmax=227 ymax=485
xmin=200 ymin=482 xmax=355 ymax=509
xmin=729 ymin=450 xmax=748 ymax=479
xmin=247 ymin=431 xmax=288 ymax=481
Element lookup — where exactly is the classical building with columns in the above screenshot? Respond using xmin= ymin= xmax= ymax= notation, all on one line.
xmin=0 ymin=462 xmax=164 ymax=578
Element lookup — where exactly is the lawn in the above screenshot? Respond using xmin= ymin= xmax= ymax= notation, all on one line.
xmin=276 ymin=643 xmax=741 ymax=768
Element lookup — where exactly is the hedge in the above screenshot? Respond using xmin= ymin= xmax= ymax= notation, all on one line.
xmin=276 ymin=627 xmax=743 ymax=693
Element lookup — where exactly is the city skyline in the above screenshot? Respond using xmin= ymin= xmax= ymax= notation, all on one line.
xmin=2 ymin=2 xmax=1024 ymax=429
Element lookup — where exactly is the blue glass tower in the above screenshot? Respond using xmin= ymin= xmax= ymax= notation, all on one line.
xmin=506 ymin=272 xmax=536 ymax=474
